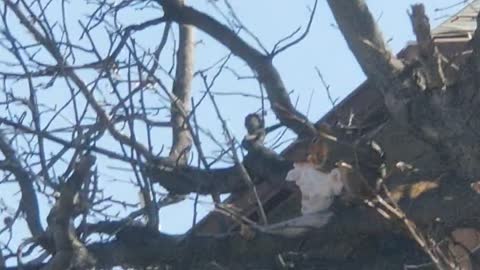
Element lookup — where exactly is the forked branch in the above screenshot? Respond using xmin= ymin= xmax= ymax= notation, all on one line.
xmin=158 ymin=0 xmax=316 ymax=136
xmin=326 ymin=0 xmax=404 ymax=90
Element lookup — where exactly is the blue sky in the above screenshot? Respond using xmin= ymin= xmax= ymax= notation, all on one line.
xmin=0 ymin=1 xmax=471 ymax=259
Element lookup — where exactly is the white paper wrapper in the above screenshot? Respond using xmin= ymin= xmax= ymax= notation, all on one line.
xmin=286 ymin=162 xmax=343 ymax=215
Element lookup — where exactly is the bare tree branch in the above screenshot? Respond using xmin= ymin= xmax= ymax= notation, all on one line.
xmin=271 ymin=0 xmax=318 ymax=57
xmin=472 ymin=8 xmax=480 ymax=75
xmin=4 ymin=0 xmax=156 ymax=161
xmin=43 ymin=155 xmax=96 ymax=270
xmin=409 ymin=4 xmax=446 ymax=89
xmin=169 ymin=0 xmax=194 ymax=164
xmin=0 ymin=132 xmax=44 ymax=238
xmin=147 ymin=143 xmax=292 ymax=195
xmin=158 ymin=0 xmax=316 ymax=136
xmin=326 ymin=0 xmax=404 ymax=89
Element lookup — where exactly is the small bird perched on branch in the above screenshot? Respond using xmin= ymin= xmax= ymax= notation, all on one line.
xmin=242 ymin=113 xmax=282 ymax=150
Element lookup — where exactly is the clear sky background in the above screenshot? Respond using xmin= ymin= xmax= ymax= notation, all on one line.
xmin=0 ymin=1 xmax=472 ymax=260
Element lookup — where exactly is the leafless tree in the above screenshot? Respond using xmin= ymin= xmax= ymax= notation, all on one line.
xmin=0 ymin=0 xmax=480 ymax=269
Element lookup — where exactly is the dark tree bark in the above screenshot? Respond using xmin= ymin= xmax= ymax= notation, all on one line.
xmin=158 ymin=0 xmax=316 ymax=137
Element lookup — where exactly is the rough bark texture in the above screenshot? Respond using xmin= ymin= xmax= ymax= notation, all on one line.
xmin=0 ymin=132 xmax=44 ymax=238
xmin=43 ymin=155 xmax=96 ymax=270
xmin=169 ymin=0 xmax=194 ymax=164
xmin=409 ymin=4 xmax=446 ymax=89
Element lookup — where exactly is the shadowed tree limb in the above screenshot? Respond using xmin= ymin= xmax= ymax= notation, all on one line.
xmin=169 ymin=0 xmax=194 ymax=164
xmin=87 ymin=176 xmax=480 ymax=269
xmin=4 ymin=144 xmax=480 ymax=270
xmin=147 ymin=126 xmax=386 ymax=195
xmin=0 ymin=132 xmax=44 ymax=239
xmin=409 ymin=4 xmax=446 ymax=89
xmin=146 ymin=143 xmax=292 ymax=195
xmin=12 ymin=205 xmax=390 ymax=270
xmin=42 ymin=155 xmax=96 ymax=270
xmin=11 ymin=176 xmax=480 ymax=270
xmin=472 ymin=8 xmax=480 ymax=75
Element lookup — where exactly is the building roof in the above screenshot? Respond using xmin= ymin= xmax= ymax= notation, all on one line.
xmin=432 ymin=0 xmax=479 ymax=39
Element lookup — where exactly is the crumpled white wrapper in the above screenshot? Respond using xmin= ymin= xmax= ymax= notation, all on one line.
xmin=259 ymin=162 xmax=344 ymax=237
